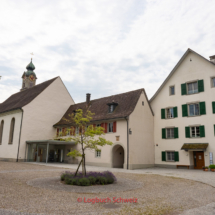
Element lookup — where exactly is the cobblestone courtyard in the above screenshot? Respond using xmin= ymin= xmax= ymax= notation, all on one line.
xmin=0 ymin=162 xmax=215 ymax=215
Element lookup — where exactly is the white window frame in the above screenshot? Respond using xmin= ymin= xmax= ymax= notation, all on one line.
xmin=166 ymin=128 xmax=174 ymax=139
xmin=66 ymin=128 xmax=70 ymax=136
xmin=166 ymin=108 xmax=174 ymax=119
xmin=109 ymin=105 xmax=114 ymax=113
xmin=169 ymin=86 xmax=175 ymax=95
xmin=75 ymin=127 xmax=79 ymax=135
xmin=166 ymin=151 xmax=175 ymax=162
xmin=59 ymin=128 xmax=62 ymax=136
xmin=187 ymin=81 xmax=198 ymax=94
xmin=190 ymin=126 xmax=200 ymax=138
xmin=211 ymin=77 xmax=215 ymax=88
xmin=97 ymin=124 xmax=101 ymax=127
xmin=108 ymin=122 xmax=113 ymax=133
xmin=95 ymin=150 xmax=101 ymax=158
xmin=188 ymin=103 xmax=200 ymax=116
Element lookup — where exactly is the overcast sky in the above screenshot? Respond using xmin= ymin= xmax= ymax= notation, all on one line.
xmin=0 ymin=0 xmax=215 ymax=103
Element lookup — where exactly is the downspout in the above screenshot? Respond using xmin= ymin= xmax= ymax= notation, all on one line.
xmin=125 ymin=117 xmax=129 ymax=170
xmin=16 ymin=109 xmax=23 ymax=162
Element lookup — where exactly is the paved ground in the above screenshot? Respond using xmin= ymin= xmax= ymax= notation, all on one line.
xmin=0 ymin=162 xmax=215 ymax=215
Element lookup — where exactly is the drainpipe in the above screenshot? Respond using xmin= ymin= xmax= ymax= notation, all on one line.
xmin=16 ymin=109 xmax=23 ymax=162
xmin=125 ymin=117 xmax=129 ymax=170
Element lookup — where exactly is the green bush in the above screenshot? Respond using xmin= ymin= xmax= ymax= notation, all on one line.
xmin=79 ymin=178 xmax=90 ymax=186
xmin=88 ymin=176 xmax=96 ymax=185
xmin=209 ymin=164 xmax=215 ymax=169
xmin=61 ymin=174 xmax=66 ymax=181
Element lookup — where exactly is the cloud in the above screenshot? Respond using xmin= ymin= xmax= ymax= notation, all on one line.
xmin=1 ymin=0 xmax=215 ymax=104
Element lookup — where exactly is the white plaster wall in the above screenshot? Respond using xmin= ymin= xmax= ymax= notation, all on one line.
xmin=84 ymin=119 xmax=128 ymax=167
xmin=19 ymin=77 xmax=74 ymax=160
xmin=129 ymin=91 xmax=155 ymax=167
xmin=151 ymin=52 xmax=215 ymax=167
xmin=0 ymin=110 xmax=22 ymax=159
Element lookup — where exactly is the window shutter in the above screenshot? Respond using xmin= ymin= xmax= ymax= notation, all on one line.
xmin=57 ymin=128 xmax=59 ymax=136
xmin=182 ymin=104 xmax=188 ymax=117
xmin=212 ymin=102 xmax=215 ymax=114
xmin=162 ymin=151 xmax=166 ymax=161
xmin=198 ymin=80 xmax=204 ymax=92
xmin=161 ymin=109 xmax=165 ymax=119
xmin=101 ymin=123 xmax=105 ymax=132
xmin=104 ymin=123 xmax=108 ymax=133
xmin=113 ymin=121 xmax=116 ymax=132
xmin=71 ymin=126 xmax=75 ymax=135
xmin=181 ymin=83 xmax=187 ymax=95
xmin=200 ymin=125 xmax=205 ymax=137
xmin=214 ymin=125 xmax=215 ymax=136
xmin=162 ymin=128 xmax=166 ymax=139
xmin=62 ymin=128 xmax=66 ymax=136
xmin=185 ymin=127 xmax=190 ymax=138
xmin=174 ymin=152 xmax=179 ymax=162
xmin=199 ymin=102 xmax=206 ymax=115
xmin=173 ymin=107 xmax=178 ymax=118
xmin=174 ymin=127 xmax=178 ymax=138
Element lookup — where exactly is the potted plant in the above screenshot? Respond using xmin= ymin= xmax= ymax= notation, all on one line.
xmin=202 ymin=166 xmax=209 ymax=171
xmin=209 ymin=164 xmax=215 ymax=172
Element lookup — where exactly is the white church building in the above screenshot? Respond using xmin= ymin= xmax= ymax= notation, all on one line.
xmin=0 ymin=48 xmax=215 ymax=170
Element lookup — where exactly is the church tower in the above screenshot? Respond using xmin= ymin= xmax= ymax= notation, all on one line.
xmin=21 ymin=59 xmax=37 ymax=91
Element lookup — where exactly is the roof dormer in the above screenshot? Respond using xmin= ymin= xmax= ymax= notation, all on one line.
xmin=107 ymin=101 xmax=118 ymax=113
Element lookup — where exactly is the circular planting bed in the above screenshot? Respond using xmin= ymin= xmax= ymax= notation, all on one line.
xmin=27 ymin=176 xmax=143 ymax=193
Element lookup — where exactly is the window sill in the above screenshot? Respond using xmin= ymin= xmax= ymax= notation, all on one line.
xmin=187 ymin=115 xmax=201 ymax=117
xmin=166 ymin=160 xmax=175 ymax=162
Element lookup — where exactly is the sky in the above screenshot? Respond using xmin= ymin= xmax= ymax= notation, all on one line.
xmin=0 ymin=0 xmax=215 ymax=103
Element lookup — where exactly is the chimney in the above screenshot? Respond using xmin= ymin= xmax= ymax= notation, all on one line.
xmin=86 ymin=93 xmax=91 ymax=105
xmin=209 ymin=55 xmax=215 ymax=64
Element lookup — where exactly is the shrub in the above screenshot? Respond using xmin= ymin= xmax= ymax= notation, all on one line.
xmin=60 ymin=171 xmax=116 ymax=186
xmin=209 ymin=164 xmax=215 ymax=169
xmin=79 ymin=178 xmax=90 ymax=186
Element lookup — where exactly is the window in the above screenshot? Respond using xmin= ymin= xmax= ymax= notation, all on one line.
xmin=212 ymin=77 xmax=215 ymax=88
xmin=97 ymin=124 xmax=101 ymax=127
xmin=169 ymin=86 xmax=175 ymax=95
xmin=187 ymin=82 xmax=198 ymax=94
xmin=66 ymin=128 xmax=70 ymax=136
xmin=188 ymin=103 xmax=199 ymax=116
xmin=190 ymin=126 xmax=200 ymax=138
xmin=166 ymin=108 xmax=174 ymax=119
xmin=96 ymin=150 xmax=101 ymax=157
xmin=166 ymin=152 xmax=175 ymax=161
xmin=166 ymin=128 xmax=174 ymax=138
xmin=0 ymin=120 xmax=4 ymax=144
xmin=109 ymin=105 xmax=114 ymax=113
xmin=8 ymin=118 xmax=15 ymax=144
xmin=108 ymin=122 xmax=113 ymax=132
xmin=75 ymin=127 xmax=79 ymax=135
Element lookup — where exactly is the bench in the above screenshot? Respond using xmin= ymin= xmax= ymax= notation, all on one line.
xmin=176 ymin=165 xmax=189 ymax=169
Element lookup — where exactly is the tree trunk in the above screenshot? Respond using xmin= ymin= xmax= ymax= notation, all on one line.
xmin=75 ymin=157 xmax=82 ymax=176
xmin=82 ymin=154 xmax=85 ymax=176
xmin=84 ymin=154 xmax=86 ymax=176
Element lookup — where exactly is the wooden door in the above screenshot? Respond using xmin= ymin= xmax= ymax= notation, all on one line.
xmin=194 ymin=152 xmax=205 ymax=169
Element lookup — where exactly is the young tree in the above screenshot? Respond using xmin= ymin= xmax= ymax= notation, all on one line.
xmin=55 ymin=109 xmax=113 ymax=176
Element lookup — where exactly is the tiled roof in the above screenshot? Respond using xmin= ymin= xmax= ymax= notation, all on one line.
xmin=54 ymin=88 xmax=147 ymax=127
xmin=0 ymin=77 xmax=58 ymax=114
xmin=181 ymin=143 xmax=209 ymax=150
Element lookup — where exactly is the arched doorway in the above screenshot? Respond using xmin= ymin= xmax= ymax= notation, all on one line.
xmin=112 ymin=144 xmax=124 ymax=168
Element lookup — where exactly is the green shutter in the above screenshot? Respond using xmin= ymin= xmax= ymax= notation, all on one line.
xmin=214 ymin=125 xmax=215 ymax=136
xmin=174 ymin=127 xmax=178 ymax=138
xmin=200 ymin=125 xmax=205 ymax=137
xmin=162 ymin=128 xmax=166 ymax=139
xmin=161 ymin=109 xmax=165 ymax=119
xmin=185 ymin=127 xmax=190 ymax=138
xmin=199 ymin=102 xmax=206 ymax=115
xmin=212 ymin=102 xmax=215 ymax=114
xmin=198 ymin=80 xmax=204 ymax=92
xmin=162 ymin=151 xmax=166 ymax=161
xmin=181 ymin=83 xmax=187 ymax=95
xmin=173 ymin=107 xmax=178 ymax=118
xmin=174 ymin=152 xmax=179 ymax=162
xmin=182 ymin=104 xmax=188 ymax=117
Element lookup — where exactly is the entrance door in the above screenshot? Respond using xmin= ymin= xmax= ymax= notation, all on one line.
xmin=194 ymin=151 xmax=205 ymax=169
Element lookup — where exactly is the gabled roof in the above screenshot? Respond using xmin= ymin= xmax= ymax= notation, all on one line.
xmin=0 ymin=77 xmax=58 ymax=114
xmin=150 ymin=48 xmax=215 ymax=102
xmin=54 ymin=88 xmax=152 ymax=127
